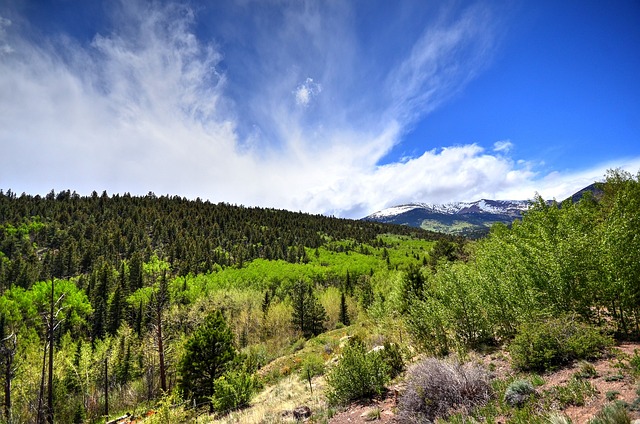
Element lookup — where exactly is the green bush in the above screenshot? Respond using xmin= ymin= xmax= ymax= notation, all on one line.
xmin=504 ymin=380 xmax=536 ymax=408
xmin=550 ymin=377 xmax=597 ymax=408
xmin=509 ymin=316 xmax=613 ymax=372
xmin=378 ymin=342 xmax=405 ymax=378
xmin=546 ymin=413 xmax=573 ymax=424
xmin=299 ymin=352 xmax=325 ymax=380
xmin=629 ymin=349 xmax=640 ymax=377
xmin=575 ymin=361 xmax=598 ymax=379
xmin=326 ymin=339 xmax=390 ymax=405
xmin=588 ymin=402 xmax=631 ymax=424
xmin=211 ymin=370 xmax=258 ymax=414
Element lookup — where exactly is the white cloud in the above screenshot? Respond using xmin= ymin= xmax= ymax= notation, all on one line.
xmin=294 ymin=77 xmax=321 ymax=107
xmin=384 ymin=3 xmax=496 ymax=125
xmin=0 ymin=2 xmax=637 ymax=219
xmin=493 ymin=140 xmax=513 ymax=153
xmin=0 ymin=16 xmax=13 ymax=54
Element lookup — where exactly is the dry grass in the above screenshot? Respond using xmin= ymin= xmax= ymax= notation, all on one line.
xmin=201 ymin=374 xmax=329 ymax=423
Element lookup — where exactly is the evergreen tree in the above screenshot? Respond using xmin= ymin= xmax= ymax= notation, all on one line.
xmin=339 ymin=292 xmax=350 ymax=326
xmin=178 ymin=311 xmax=236 ymax=407
xmin=128 ymin=253 xmax=143 ymax=291
xmin=290 ymin=280 xmax=326 ymax=338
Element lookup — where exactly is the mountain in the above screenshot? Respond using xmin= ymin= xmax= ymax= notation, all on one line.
xmin=363 ymin=199 xmax=532 ymax=237
xmin=363 ymin=184 xmax=602 ymax=237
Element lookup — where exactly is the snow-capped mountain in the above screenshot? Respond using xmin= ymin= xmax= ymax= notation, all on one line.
xmin=363 ymin=184 xmax=599 ymax=237
xmin=367 ymin=199 xmax=531 ymax=220
xmin=363 ymin=199 xmax=534 ymax=237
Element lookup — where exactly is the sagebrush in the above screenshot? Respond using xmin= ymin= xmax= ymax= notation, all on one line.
xmin=396 ymin=358 xmax=491 ymax=423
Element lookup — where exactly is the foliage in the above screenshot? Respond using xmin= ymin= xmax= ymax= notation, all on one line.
xmin=575 ymin=361 xmax=598 ymax=379
xmin=396 ymin=358 xmax=491 ymax=423
xmin=548 ymin=377 xmax=597 ymax=408
xmin=588 ymin=402 xmax=631 ymax=424
xmin=178 ymin=310 xmax=236 ymax=406
xmin=1 ymin=171 xmax=640 ymax=422
xmin=628 ymin=349 xmax=640 ymax=377
xmin=504 ymin=380 xmax=536 ymax=407
xmin=290 ymin=280 xmax=326 ymax=338
xmin=145 ymin=393 xmax=191 ymax=424
xmin=509 ymin=316 xmax=613 ymax=372
xmin=211 ymin=369 xmax=258 ymax=414
xmin=377 ymin=342 xmax=405 ymax=379
xmin=326 ymin=338 xmax=390 ymax=405
xmin=299 ymin=352 xmax=325 ymax=380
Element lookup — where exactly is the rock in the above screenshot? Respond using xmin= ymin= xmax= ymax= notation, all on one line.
xmin=368 ymin=345 xmax=385 ymax=354
xmin=293 ymin=405 xmax=312 ymax=420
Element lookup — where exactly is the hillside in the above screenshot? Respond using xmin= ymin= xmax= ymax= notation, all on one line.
xmin=0 ymin=170 xmax=638 ymax=424
xmin=0 ymin=189 xmax=446 ymax=423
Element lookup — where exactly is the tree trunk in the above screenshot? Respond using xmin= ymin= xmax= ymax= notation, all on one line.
xmin=2 ymin=333 xmax=15 ymax=423
xmin=47 ymin=279 xmax=55 ymax=424
xmin=104 ymin=357 xmax=109 ymax=422
xmin=37 ymin=341 xmax=47 ymax=424
xmin=157 ymin=313 xmax=167 ymax=393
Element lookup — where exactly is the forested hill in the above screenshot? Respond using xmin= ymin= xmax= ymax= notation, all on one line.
xmin=0 ymin=189 xmax=444 ymax=291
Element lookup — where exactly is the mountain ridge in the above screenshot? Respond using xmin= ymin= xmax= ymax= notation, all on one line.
xmin=362 ymin=184 xmax=600 ymax=237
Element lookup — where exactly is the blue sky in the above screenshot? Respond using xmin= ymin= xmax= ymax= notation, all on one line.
xmin=1 ymin=0 xmax=639 ymax=218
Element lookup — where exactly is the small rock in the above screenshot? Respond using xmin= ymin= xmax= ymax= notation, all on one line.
xmin=293 ymin=405 xmax=312 ymax=420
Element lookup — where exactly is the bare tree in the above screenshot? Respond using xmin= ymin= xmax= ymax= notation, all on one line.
xmin=0 ymin=317 xmax=17 ymax=423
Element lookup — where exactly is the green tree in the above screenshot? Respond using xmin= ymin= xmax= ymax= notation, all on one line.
xmin=178 ymin=311 xmax=236 ymax=407
xmin=339 ymin=291 xmax=350 ymax=326
xmin=290 ymin=280 xmax=326 ymax=338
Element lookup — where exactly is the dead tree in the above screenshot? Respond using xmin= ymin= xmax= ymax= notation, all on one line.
xmin=0 ymin=317 xmax=17 ymax=423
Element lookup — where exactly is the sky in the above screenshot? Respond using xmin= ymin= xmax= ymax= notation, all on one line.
xmin=1 ymin=0 xmax=639 ymax=218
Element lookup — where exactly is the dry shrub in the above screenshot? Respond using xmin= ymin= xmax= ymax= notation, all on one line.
xmin=396 ymin=358 xmax=491 ymax=423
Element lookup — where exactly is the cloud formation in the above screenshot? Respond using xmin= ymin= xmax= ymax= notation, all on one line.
xmin=0 ymin=1 xmax=636 ymax=218
xmin=294 ymin=78 xmax=321 ymax=107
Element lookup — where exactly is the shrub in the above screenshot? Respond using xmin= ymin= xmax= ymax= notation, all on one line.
xmin=546 ymin=413 xmax=573 ymax=424
xmin=588 ymin=402 xmax=631 ymax=424
xmin=550 ymin=377 xmax=597 ymax=408
xmin=396 ymin=358 xmax=491 ymax=423
xmin=299 ymin=352 xmax=325 ymax=380
xmin=629 ymin=349 xmax=640 ymax=377
xmin=575 ymin=361 xmax=598 ymax=379
xmin=504 ymin=379 xmax=536 ymax=407
xmin=326 ymin=339 xmax=390 ymax=405
xmin=147 ymin=393 xmax=190 ymax=424
xmin=606 ymin=391 xmax=620 ymax=401
xmin=378 ymin=342 xmax=405 ymax=378
xmin=509 ymin=316 xmax=613 ymax=372
xmin=211 ymin=370 xmax=258 ymax=414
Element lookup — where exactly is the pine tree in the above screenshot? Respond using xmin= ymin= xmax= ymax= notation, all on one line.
xmin=290 ymin=280 xmax=326 ymax=338
xmin=339 ymin=292 xmax=350 ymax=326
xmin=178 ymin=311 xmax=236 ymax=407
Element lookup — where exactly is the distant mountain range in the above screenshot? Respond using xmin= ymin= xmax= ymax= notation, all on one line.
xmin=363 ymin=184 xmax=601 ymax=237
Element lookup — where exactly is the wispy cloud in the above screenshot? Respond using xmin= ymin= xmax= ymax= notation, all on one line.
xmin=0 ymin=16 xmax=12 ymax=54
xmin=0 ymin=1 xmax=635 ymax=218
xmin=493 ymin=140 xmax=513 ymax=153
xmin=384 ymin=3 xmax=496 ymax=126
xmin=294 ymin=77 xmax=321 ymax=107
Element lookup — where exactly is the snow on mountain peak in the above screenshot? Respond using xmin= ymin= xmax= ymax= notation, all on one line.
xmin=365 ymin=199 xmax=532 ymax=219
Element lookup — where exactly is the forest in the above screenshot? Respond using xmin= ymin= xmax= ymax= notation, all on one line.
xmin=0 ymin=168 xmax=639 ymax=423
